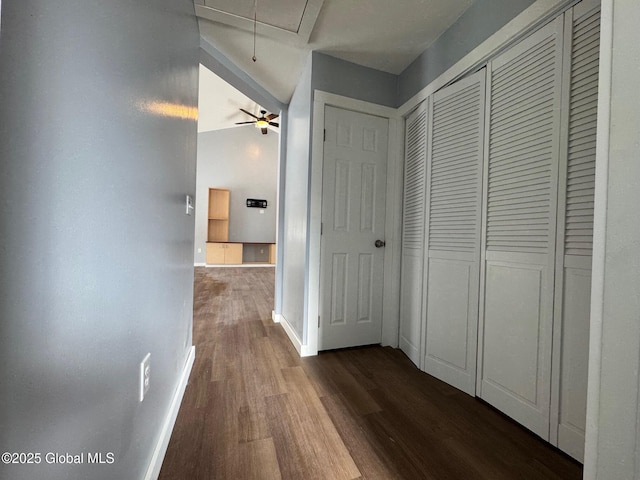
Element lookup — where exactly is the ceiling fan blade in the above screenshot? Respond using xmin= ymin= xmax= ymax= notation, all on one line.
xmin=235 ymin=121 xmax=256 ymax=125
xmin=261 ymin=128 xmax=268 ymax=135
xmin=268 ymin=122 xmax=279 ymax=128
xmin=266 ymin=113 xmax=279 ymax=121
xmin=240 ymin=108 xmax=259 ymax=119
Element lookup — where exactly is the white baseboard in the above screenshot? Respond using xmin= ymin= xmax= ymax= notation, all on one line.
xmin=272 ymin=311 xmax=280 ymax=323
xmin=399 ymin=337 xmax=420 ymax=368
xmin=194 ymin=262 xmax=206 ymax=267
xmin=278 ymin=314 xmax=315 ymax=357
xmin=204 ymin=264 xmax=275 ymax=268
xmin=143 ymin=345 xmax=195 ymax=480
xmin=279 ymin=314 xmax=302 ymax=355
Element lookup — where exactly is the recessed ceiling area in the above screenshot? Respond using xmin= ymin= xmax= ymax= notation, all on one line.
xmin=197 ymin=0 xmax=476 ymax=103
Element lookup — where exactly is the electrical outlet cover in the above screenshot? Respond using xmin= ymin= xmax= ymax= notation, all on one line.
xmin=140 ymin=353 xmax=150 ymax=402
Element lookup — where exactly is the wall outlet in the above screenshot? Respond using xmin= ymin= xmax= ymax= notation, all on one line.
xmin=197 ymin=247 xmax=202 ymax=253
xmin=140 ymin=353 xmax=150 ymax=402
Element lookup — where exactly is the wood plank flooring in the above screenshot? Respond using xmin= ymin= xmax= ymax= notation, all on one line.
xmin=159 ymin=267 xmax=582 ymax=479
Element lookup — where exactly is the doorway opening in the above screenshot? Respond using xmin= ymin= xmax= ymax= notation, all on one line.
xmin=194 ymin=64 xmax=280 ymax=271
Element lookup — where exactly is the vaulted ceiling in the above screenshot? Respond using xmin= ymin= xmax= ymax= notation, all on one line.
xmin=196 ymin=0 xmax=475 ymax=103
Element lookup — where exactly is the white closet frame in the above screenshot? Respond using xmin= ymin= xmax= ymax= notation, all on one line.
xmin=401 ymin=0 xmax=600 ymax=461
xmin=397 ymin=0 xmax=597 ymax=460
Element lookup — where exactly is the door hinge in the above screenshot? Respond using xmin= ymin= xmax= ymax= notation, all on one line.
xmin=318 ymin=315 xmax=321 ymax=328
xmin=323 ymin=129 xmax=326 ymax=142
xmin=321 ymin=222 xmax=323 ymax=235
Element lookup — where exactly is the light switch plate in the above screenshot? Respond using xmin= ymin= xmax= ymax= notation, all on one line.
xmin=185 ymin=195 xmax=194 ymax=215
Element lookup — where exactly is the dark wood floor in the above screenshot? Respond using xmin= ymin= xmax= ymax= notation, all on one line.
xmin=159 ymin=267 xmax=582 ymax=480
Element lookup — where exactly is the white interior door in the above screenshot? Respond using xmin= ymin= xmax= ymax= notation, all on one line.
xmin=399 ymin=101 xmax=428 ymax=366
xmin=319 ymin=106 xmax=389 ymax=350
xmin=550 ymin=0 xmax=600 ymax=462
xmin=478 ymin=17 xmax=564 ymax=440
xmin=423 ymin=69 xmax=486 ymax=396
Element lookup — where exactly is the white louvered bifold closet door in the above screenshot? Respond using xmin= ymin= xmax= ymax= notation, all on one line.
xmin=422 ymin=69 xmax=486 ymax=395
xmin=550 ymin=0 xmax=600 ymax=462
xmin=399 ymin=101 xmax=428 ymax=366
xmin=478 ymin=16 xmax=564 ymax=440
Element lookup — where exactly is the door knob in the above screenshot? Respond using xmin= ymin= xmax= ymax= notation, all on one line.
xmin=375 ymin=240 xmax=386 ymax=248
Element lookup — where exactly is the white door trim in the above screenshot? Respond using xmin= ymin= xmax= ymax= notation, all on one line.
xmin=307 ymin=90 xmax=401 ymax=356
xmin=583 ymin=0 xmax=613 ymax=475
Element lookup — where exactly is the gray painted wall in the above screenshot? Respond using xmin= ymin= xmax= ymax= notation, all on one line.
xmin=0 ymin=1 xmax=199 ymax=479
xmin=281 ymin=54 xmax=313 ymax=342
xmin=311 ymin=52 xmax=398 ymax=108
xmin=313 ymin=1 xmax=537 ymax=109
xmin=194 ymin=127 xmax=279 ymax=264
xmin=397 ymin=0 xmax=537 ymax=105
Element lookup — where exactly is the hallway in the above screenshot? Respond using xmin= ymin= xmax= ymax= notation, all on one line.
xmin=159 ymin=267 xmax=582 ymax=479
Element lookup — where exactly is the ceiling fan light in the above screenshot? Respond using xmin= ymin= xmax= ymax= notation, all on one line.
xmin=255 ymin=119 xmax=269 ymax=128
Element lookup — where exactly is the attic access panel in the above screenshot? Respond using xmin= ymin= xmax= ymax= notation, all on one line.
xmin=202 ymin=0 xmax=308 ymax=33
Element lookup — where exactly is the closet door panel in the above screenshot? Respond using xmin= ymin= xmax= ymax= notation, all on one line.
xmin=557 ymin=263 xmax=591 ymax=459
xmin=483 ymin=260 xmax=545 ymax=404
xmin=478 ymin=17 xmax=564 ymax=440
xmin=399 ymin=102 xmax=428 ymax=366
xmin=425 ymin=257 xmax=473 ymax=379
xmin=423 ymin=70 xmax=485 ymax=395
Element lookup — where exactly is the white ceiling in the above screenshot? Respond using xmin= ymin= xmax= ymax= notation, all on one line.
xmin=198 ymin=65 xmax=281 ymax=134
xmin=309 ymin=0 xmax=475 ymax=74
xmin=197 ymin=0 xmax=475 ymax=104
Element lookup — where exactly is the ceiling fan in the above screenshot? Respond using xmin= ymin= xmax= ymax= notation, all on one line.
xmin=236 ymin=109 xmax=279 ymax=135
